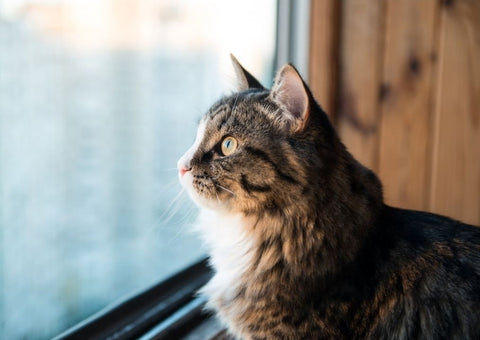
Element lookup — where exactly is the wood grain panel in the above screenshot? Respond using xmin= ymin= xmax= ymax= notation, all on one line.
xmin=336 ymin=0 xmax=386 ymax=171
xmin=378 ymin=0 xmax=439 ymax=210
xmin=430 ymin=0 xmax=480 ymax=225
xmin=308 ymin=0 xmax=339 ymax=117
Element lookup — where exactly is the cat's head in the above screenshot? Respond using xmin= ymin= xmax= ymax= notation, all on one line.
xmin=178 ymin=55 xmax=340 ymax=215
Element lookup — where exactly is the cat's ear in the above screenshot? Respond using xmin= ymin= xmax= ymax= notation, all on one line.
xmin=270 ymin=64 xmax=311 ymax=133
xmin=230 ymin=54 xmax=264 ymax=91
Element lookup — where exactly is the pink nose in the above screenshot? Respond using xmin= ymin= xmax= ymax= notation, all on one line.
xmin=179 ymin=167 xmax=190 ymax=176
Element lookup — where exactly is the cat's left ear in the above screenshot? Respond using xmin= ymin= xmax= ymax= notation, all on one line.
xmin=230 ymin=54 xmax=265 ymax=91
xmin=270 ymin=64 xmax=311 ymax=133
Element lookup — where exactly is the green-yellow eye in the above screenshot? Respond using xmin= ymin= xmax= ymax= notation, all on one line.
xmin=221 ymin=136 xmax=238 ymax=156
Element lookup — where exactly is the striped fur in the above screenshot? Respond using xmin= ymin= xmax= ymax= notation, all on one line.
xmin=178 ymin=59 xmax=480 ymax=339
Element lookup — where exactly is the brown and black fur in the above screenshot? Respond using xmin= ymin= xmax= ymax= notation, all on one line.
xmin=178 ymin=56 xmax=480 ymax=339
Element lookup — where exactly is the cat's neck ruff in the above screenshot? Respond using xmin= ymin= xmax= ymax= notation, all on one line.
xmin=195 ymin=208 xmax=256 ymax=317
xmin=196 ymin=208 xmax=255 ymax=275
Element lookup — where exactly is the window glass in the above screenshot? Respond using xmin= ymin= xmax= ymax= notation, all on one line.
xmin=0 ymin=1 xmax=276 ymax=338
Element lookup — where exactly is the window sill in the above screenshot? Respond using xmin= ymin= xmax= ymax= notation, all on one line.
xmin=54 ymin=258 xmax=227 ymax=340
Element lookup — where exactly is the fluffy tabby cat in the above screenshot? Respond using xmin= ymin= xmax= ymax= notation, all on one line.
xmin=177 ymin=55 xmax=480 ymax=339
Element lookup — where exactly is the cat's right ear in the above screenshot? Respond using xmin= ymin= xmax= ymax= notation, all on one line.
xmin=230 ymin=54 xmax=265 ymax=91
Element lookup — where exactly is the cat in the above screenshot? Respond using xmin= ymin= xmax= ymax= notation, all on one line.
xmin=177 ymin=55 xmax=480 ymax=340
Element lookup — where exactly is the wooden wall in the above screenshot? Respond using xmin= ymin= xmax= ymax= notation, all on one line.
xmin=309 ymin=0 xmax=480 ymax=226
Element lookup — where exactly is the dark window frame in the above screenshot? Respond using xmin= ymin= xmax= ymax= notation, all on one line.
xmin=54 ymin=258 xmax=213 ymax=340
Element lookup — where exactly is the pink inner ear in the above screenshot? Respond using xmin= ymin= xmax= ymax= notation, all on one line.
xmin=283 ymin=71 xmax=308 ymax=119
xmin=272 ymin=65 xmax=309 ymax=124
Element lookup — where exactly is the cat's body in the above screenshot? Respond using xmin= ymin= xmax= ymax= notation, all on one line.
xmin=178 ymin=56 xmax=480 ymax=339
xmin=198 ymin=207 xmax=480 ymax=339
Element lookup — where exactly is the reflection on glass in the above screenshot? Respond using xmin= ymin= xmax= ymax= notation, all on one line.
xmin=0 ymin=0 xmax=276 ymax=338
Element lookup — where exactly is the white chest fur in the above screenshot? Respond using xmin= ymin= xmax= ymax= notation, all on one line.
xmin=195 ymin=209 xmax=255 ymax=306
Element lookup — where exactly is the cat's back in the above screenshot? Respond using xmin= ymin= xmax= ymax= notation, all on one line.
xmin=381 ymin=206 xmax=480 ymax=270
xmin=358 ymin=206 xmax=480 ymax=339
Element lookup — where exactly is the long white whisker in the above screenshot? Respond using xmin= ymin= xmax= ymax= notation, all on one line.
xmin=215 ymin=184 xmax=235 ymax=196
xmin=158 ymin=187 xmax=185 ymax=224
xmin=165 ymin=204 xmax=199 ymax=244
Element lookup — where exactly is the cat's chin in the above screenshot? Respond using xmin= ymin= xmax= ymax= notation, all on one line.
xmin=187 ymin=191 xmax=227 ymax=211
xmin=180 ymin=173 xmax=230 ymax=212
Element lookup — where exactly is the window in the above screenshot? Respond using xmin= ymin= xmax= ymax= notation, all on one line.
xmin=0 ymin=1 xmax=277 ymax=338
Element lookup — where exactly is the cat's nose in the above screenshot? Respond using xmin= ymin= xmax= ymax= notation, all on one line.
xmin=177 ymin=158 xmax=192 ymax=177
xmin=179 ymin=166 xmax=191 ymax=176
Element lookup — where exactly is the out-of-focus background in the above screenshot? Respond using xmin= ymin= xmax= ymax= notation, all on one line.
xmin=0 ymin=0 xmax=479 ymax=339
xmin=0 ymin=0 xmax=276 ymax=338
xmin=309 ymin=0 xmax=480 ymax=226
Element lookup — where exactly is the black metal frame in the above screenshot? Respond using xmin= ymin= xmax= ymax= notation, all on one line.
xmin=54 ymin=258 xmax=213 ymax=340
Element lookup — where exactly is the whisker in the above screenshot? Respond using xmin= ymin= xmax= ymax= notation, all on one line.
xmin=159 ymin=177 xmax=182 ymax=194
xmin=158 ymin=188 xmax=186 ymax=224
xmin=215 ymin=183 xmax=235 ymax=196
xmin=165 ymin=205 xmax=199 ymax=244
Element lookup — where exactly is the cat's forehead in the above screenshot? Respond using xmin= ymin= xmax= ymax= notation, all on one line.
xmin=203 ymin=91 xmax=274 ymax=132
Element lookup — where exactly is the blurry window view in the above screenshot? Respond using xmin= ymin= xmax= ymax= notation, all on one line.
xmin=0 ymin=0 xmax=276 ymax=338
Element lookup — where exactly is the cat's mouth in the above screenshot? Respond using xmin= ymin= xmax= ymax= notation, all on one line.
xmin=179 ymin=169 xmax=234 ymax=210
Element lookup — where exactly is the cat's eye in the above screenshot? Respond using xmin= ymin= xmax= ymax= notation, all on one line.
xmin=221 ymin=136 xmax=238 ymax=156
